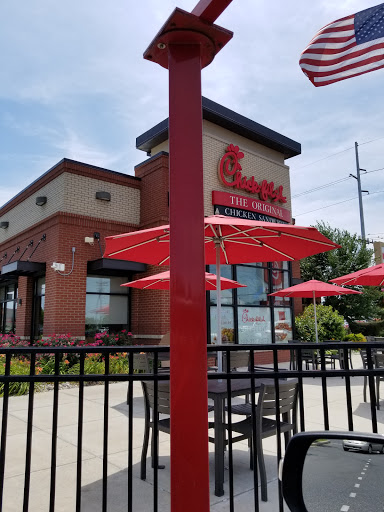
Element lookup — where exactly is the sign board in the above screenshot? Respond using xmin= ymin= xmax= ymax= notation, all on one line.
xmin=214 ymin=204 xmax=289 ymax=224
xmin=212 ymin=191 xmax=291 ymax=223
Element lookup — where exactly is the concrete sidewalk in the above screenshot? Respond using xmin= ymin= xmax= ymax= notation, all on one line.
xmin=1 ymin=352 xmax=383 ymax=511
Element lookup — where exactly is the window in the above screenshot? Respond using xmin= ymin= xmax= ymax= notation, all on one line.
xmin=33 ymin=277 xmax=45 ymax=337
xmin=0 ymin=282 xmax=17 ymax=333
xmin=85 ymin=275 xmax=130 ymax=338
xmin=208 ymin=261 xmax=293 ymax=344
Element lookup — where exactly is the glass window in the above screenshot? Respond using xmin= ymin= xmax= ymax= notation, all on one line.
xmin=86 ymin=275 xmax=128 ymax=294
xmin=271 ymin=267 xmax=290 ymax=306
xmin=208 ymin=265 xmax=233 ymax=305
xmin=238 ymin=306 xmax=272 ymax=344
xmin=33 ymin=277 xmax=45 ymax=337
xmin=210 ymin=306 xmax=234 ymax=344
xmin=0 ymin=282 xmax=17 ymax=333
xmin=236 ymin=266 xmax=269 ymax=306
xmin=85 ymin=275 xmax=129 ymax=337
xmin=274 ymin=308 xmax=293 ymax=342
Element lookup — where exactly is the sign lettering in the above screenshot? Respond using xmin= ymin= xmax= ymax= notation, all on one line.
xmin=218 ymin=144 xmax=287 ymax=203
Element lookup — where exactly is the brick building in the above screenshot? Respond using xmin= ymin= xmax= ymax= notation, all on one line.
xmin=0 ymin=98 xmax=302 ymax=348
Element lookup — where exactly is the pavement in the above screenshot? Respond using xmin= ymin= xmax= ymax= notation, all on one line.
xmin=1 ymin=352 xmax=383 ymax=512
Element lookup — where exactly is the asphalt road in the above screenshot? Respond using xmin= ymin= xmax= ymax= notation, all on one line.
xmin=302 ymin=439 xmax=384 ymax=512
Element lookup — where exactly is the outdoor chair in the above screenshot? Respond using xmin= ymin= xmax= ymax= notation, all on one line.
xmin=126 ymin=353 xmax=150 ymax=404
xmin=226 ymin=381 xmax=298 ymax=502
xmin=374 ymin=353 xmax=384 ymax=410
xmin=140 ymin=381 xmax=214 ymax=479
xmin=360 ymin=348 xmax=377 ymax=402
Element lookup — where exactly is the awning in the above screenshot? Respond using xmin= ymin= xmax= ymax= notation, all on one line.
xmin=87 ymin=258 xmax=147 ymax=276
xmin=1 ymin=261 xmax=46 ymax=277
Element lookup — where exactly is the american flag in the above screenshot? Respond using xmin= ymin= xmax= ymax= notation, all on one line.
xmin=300 ymin=3 xmax=384 ymax=86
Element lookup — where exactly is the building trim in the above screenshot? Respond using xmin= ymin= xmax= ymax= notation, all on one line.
xmin=136 ymin=97 xmax=301 ymax=159
xmin=0 ymin=159 xmax=141 ymax=216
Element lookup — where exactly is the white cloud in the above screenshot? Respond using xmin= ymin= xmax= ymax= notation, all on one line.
xmin=0 ymin=0 xmax=383 ymax=240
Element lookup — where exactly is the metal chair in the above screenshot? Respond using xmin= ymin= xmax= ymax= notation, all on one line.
xmin=126 ymin=353 xmax=150 ymax=404
xmin=140 ymin=381 xmax=215 ymax=479
xmin=360 ymin=349 xmax=376 ymax=403
xmin=374 ymin=353 xmax=384 ymax=410
xmin=227 ymin=381 xmax=298 ymax=502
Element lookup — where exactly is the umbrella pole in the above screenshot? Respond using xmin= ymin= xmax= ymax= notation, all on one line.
xmin=313 ymin=290 xmax=319 ymax=343
xmin=215 ymin=241 xmax=223 ymax=373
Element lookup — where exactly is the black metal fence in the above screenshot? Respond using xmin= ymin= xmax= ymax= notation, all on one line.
xmin=0 ymin=342 xmax=383 ymax=512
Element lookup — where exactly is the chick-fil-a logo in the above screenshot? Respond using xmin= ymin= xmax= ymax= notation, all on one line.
xmin=242 ymin=308 xmax=266 ymax=323
xmin=218 ymin=144 xmax=287 ymax=203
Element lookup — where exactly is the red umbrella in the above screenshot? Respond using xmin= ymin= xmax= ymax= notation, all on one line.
xmin=105 ymin=215 xmax=340 ymax=368
xmin=269 ymin=279 xmax=361 ymax=342
xmin=104 ymin=215 xmax=340 ymax=266
xmin=121 ymin=270 xmax=247 ymax=291
xmin=330 ymin=263 xmax=384 ymax=287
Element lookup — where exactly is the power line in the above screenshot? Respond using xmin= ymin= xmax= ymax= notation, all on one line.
xmin=292 ymin=146 xmax=354 ymax=171
xmin=359 ymin=135 xmax=384 ymax=146
xmin=294 ymin=189 xmax=384 ymax=217
xmin=292 ymin=166 xmax=384 ymax=199
xmin=295 ymin=196 xmax=358 ymax=216
xmin=292 ymin=136 xmax=384 ymax=173
xmin=292 ymin=176 xmax=351 ymax=198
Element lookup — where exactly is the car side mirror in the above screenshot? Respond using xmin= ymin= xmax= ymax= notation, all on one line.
xmin=281 ymin=431 xmax=384 ymax=512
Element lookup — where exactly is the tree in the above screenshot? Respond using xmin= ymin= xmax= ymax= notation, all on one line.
xmin=300 ymin=222 xmax=383 ymax=325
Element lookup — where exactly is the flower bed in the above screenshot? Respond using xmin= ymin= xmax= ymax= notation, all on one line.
xmin=0 ymin=331 xmax=136 ymax=396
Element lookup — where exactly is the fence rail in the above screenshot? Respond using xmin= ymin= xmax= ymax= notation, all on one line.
xmin=0 ymin=342 xmax=383 ymax=512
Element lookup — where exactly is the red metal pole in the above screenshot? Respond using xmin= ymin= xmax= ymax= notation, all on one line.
xmin=168 ymin=43 xmax=210 ymax=512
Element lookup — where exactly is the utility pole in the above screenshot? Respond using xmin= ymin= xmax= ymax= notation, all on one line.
xmin=349 ymin=142 xmax=367 ymax=241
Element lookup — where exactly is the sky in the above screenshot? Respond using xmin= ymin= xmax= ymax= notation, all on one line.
xmin=1 ymin=0 xmax=383 ymax=245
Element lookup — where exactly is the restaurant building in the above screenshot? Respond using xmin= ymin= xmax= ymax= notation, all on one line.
xmin=0 ymin=97 xmax=302 ymax=350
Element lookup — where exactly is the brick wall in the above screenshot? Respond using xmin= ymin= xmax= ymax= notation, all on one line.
xmin=0 ymin=212 xmax=139 ymax=338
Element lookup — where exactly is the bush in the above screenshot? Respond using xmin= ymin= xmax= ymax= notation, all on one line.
xmin=344 ymin=333 xmax=366 ymax=343
xmin=349 ymin=320 xmax=384 ymax=337
xmin=0 ymin=334 xmax=29 ymax=348
xmin=94 ymin=330 xmax=133 ymax=346
xmin=295 ymin=304 xmax=346 ymax=342
xmin=0 ymin=357 xmax=43 ymax=396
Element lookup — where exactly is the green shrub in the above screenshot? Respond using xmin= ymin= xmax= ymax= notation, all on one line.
xmin=0 ymin=357 xmax=43 ymax=396
xmin=295 ymin=304 xmax=346 ymax=342
xmin=349 ymin=320 xmax=384 ymax=337
xmin=344 ymin=333 xmax=366 ymax=343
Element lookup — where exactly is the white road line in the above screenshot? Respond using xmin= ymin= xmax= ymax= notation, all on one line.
xmin=349 ymin=492 xmax=356 ymax=498
xmin=358 ymin=477 xmax=362 ymax=480
xmin=355 ymin=483 xmax=360 ymax=488
xmin=340 ymin=506 xmax=350 ymax=511
xmin=361 ymin=472 xmax=365 ymax=474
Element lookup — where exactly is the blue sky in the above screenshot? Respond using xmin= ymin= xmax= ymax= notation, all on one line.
xmin=1 ymin=0 xmax=383 ymax=243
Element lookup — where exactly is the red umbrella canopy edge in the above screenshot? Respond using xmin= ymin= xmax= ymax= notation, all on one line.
xmin=269 ymin=279 xmax=362 ymax=298
xmin=330 ymin=263 xmax=384 ymax=287
xmin=104 ymin=215 xmax=341 ymax=266
xmin=120 ymin=271 xmax=247 ymax=291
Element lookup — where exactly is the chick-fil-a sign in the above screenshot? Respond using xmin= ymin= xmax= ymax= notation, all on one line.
xmin=218 ymin=143 xmax=287 ymax=203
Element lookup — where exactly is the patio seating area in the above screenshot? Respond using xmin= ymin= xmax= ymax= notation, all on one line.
xmin=1 ymin=347 xmax=384 ymax=512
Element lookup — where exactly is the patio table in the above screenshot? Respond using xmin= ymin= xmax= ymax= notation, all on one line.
xmin=208 ymin=377 xmax=275 ymax=496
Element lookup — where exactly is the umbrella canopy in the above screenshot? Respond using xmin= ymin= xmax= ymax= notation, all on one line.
xmin=269 ymin=279 xmax=361 ymax=342
xmin=330 ymin=263 xmax=384 ymax=287
xmin=104 ymin=215 xmax=341 ymax=265
xmin=105 ymin=215 xmax=340 ymax=369
xmin=121 ymin=271 xmax=247 ymax=291
xmin=269 ymin=279 xmax=362 ymax=298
